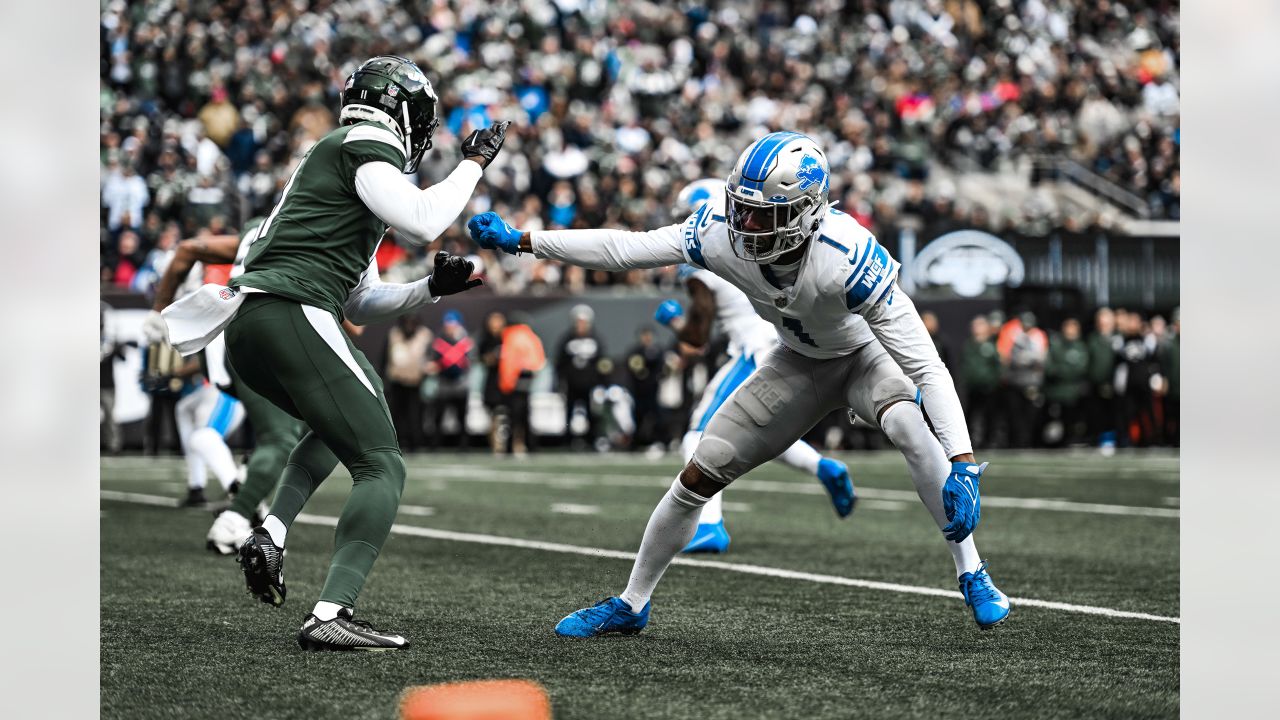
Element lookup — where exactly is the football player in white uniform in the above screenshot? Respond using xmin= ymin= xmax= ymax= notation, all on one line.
xmin=469 ymin=131 xmax=1008 ymax=634
xmin=656 ymin=179 xmax=856 ymax=554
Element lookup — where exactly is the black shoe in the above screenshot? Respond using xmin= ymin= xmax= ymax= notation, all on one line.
xmin=237 ymin=527 xmax=286 ymax=607
xmin=180 ymin=487 xmax=207 ymax=508
xmin=297 ymin=608 xmax=410 ymax=651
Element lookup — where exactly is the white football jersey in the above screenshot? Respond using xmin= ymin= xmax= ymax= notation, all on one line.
xmin=680 ymin=195 xmax=898 ymax=360
xmin=685 ymin=268 xmax=778 ymax=359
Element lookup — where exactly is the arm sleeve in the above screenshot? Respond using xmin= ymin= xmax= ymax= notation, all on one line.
xmin=530 ymin=224 xmax=686 ymax=271
xmin=861 ymin=283 xmax=974 ymax=458
xmin=342 ymin=259 xmax=439 ymax=325
xmin=354 ymin=160 xmax=483 ymax=247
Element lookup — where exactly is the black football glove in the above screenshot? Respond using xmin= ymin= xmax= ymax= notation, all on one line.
xmin=460 ymin=120 xmax=511 ymax=168
xmin=426 ymin=251 xmax=483 ymax=297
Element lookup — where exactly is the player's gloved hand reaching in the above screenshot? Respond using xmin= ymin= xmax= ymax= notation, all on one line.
xmin=426 ymin=251 xmax=483 ymax=296
xmin=142 ymin=310 xmax=168 ymax=344
xmin=467 ymin=212 xmax=523 ymax=255
xmin=460 ymin=120 xmax=511 ymax=168
xmin=942 ymin=461 xmax=988 ymax=542
xmin=654 ymin=300 xmax=684 ymax=326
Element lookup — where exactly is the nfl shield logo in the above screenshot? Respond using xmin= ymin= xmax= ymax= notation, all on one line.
xmin=219 ymin=288 xmax=237 ymax=301
xmin=386 ymin=84 xmax=398 ymax=97
xmin=773 ymin=296 xmax=787 ymax=309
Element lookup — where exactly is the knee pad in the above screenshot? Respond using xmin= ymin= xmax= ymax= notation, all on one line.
xmin=871 ymin=375 xmax=918 ymax=419
xmin=690 ymin=435 xmax=737 ymax=485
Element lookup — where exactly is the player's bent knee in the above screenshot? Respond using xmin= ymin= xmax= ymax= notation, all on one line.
xmin=872 ymin=375 xmax=918 ymax=422
xmin=679 ymin=460 xmax=727 ymax=498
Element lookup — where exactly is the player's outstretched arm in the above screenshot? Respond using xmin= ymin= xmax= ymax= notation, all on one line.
xmin=467 ymin=211 xmax=686 ymax=271
xmin=143 ymin=233 xmax=241 ymax=343
xmin=342 ymin=251 xmax=482 ymax=325
xmin=354 ymin=121 xmax=511 ymax=246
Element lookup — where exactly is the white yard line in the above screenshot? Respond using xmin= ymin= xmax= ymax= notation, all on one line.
xmin=100 ymin=491 xmax=1180 ymax=625
xmin=100 ymin=458 xmax=1180 ymax=518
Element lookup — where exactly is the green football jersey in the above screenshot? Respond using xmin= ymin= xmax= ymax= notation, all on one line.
xmin=231 ymin=121 xmax=408 ymax=318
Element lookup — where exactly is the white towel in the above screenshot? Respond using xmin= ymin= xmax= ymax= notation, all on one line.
xmin=161 ymin=284 xmax=260 ymax=355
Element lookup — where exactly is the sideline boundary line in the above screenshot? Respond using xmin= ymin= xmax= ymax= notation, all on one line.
xmin=101 ymin=490 xmax=1180 ymax=625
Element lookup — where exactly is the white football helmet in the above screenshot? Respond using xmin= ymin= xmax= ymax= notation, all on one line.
xmin=725 ymin=132 xmax=831 ymax=263
xmin=674 ymin=178 xmax=727 ymax=221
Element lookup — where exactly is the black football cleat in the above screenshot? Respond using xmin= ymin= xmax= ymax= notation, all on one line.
xmin=297 ymin=609 xmax=410 ymax=651
xmin=180 ymin=486 xmax=207 ymax=508
xmin=237 ymin=527 xmax=286 ymax=607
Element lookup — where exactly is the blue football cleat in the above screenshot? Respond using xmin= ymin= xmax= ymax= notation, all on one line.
xmin=555 ymin=597 xmax=650 ymax=638
xmin=959 ymin=560 xmax=1010 ymax=629
xmin=682 ymin=520 xmax=730 ymax=553
xmin=816 ymin=458 xmax=857 ymax=518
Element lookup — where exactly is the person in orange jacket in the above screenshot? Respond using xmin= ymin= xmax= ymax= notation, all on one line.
xmin=497 ymin=312 xmax=546 ymax=455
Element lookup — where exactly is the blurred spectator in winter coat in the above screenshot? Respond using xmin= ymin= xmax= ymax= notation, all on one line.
xmin=961 ymin=314 xmax=1002 ymax=448
xmin=920 ymin=311 xmax=951 ymax=369
xmin=384 ymin=314 xmax=431 ymax=451
xmin=999 ymin=312 xmax=1048 ymax=447
xmin=1088 ymin=307 xmax=1122 ymax=449
xmin=427 ymin=310 xmax=473 ymax=449
xmin=556 ymin=304 xmax=606 ymax=448
xmin=497 ymin=313 xmax=546 ymax=456
xmin=626 ymin=326 xmax=666 ymax=451
xmin=1045 ymin=318 xmax=1091 ymax=446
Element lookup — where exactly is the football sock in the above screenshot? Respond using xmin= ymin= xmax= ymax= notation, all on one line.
xmin=879 ymin=401 xmax=983 ymax=577
xmin=312 ymin=601 xmax=344 ymax=622
xmin=186 ymin=454 xmax=207 ymax=490
xmin=699 ymin=491 xmax=724 ymax=524
xmin=268 ymin=432 xmax=339 ymax=528
xmin=777 ymin=440 xmax=822 ymax=475
xmin=189 ymin=427 xmax=239 ymax=491
xmin=262 ymin=515 xmax=287 ymax=548
xmin=318 ymin=449 xmax=405 ymax=608
xmin=229 ymin=425 xmax=296 ymax=519
xmin=619 ymin=477 xmax=710 ymax=613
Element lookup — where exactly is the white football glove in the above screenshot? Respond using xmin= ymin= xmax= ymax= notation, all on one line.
xmin=142 ymin=310 xmax=168 ymax=344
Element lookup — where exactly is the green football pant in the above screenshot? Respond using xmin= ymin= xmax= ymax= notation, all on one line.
xmin=225 ymin=358 xmax=305 ymax=521
xmin=225 ymin=294 xmax=405 ymax=609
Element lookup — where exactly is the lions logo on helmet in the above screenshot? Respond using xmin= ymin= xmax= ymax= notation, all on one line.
xmin=725 ymin=132 xmax=831 ymax=263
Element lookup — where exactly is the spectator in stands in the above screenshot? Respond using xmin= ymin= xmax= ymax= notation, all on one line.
xmin=556 ymin=304 xmax=606 ymax=449
xmin=497 ymin=313 xmax=546 ymax=457
xmin=960 ymin=314 xmax=1001 ymax=449
xmin=1045 ymin=318 xmax=1091 ymax=446
xmin=427 ymin=310 xmax=474 ymax=450
xmin=1088 ymin=307 xmax=1122 ymax=450
xmin=999 ymin=312 xmax=1049 ymax=448
xmin=384 ymin=314 xmax=431 ymax=452
xmin=102 ymin=161 xmax=149 ymax=234
xmin=625 ymin=326 xmax=666 ymax=452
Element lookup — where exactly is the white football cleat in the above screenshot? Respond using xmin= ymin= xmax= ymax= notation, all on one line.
xmin=206 ymin=510 xmax=253 ymax=556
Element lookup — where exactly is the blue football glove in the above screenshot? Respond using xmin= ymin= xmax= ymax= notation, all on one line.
xmin=654 ymin=299 xmax=684 ymax=326
xmin=467 ymin=211 xmax=522 ymax=255
xmin=942 ymin=461 xmax=988 ymax=542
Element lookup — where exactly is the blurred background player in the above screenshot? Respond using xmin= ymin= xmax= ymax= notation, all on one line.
xmin=653 ymin=179 xmax=855 ymax=554
xmin=145 ymin=216 xmax=306 ymax=554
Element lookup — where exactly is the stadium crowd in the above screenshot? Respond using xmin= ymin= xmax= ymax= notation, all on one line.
xmin=101 ymin=0 xmax=1179 ymax=296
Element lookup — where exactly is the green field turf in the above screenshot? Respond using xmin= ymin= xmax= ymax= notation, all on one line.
xmin=101 ymin=450 xmax=1179 ymax=719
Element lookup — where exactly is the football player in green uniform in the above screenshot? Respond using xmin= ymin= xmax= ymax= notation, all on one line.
xmin=160 ymin=55 xmax=508 ymax=650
